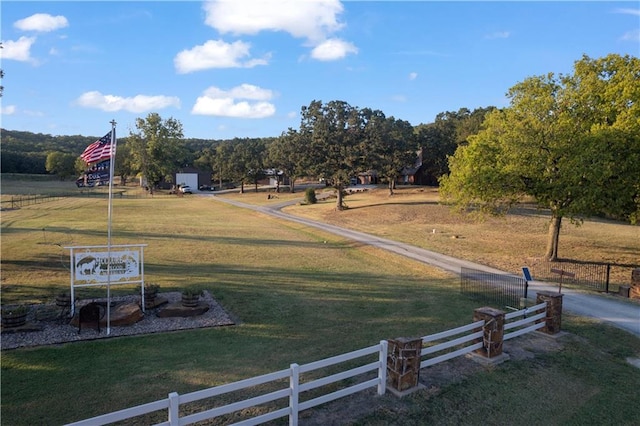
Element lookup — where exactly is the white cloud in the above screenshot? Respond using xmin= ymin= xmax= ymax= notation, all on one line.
xmin=614 ymin=8 xmax=640 ymax=16
xmin=409 ymin=72 xmax=418 ymax=81
xmin=14 ymin=13 xmax=69 ymax=32
xmin=202 ymin=0 xmax=356 ymax=61
xmin=75 ymin=91 xmax=181 ymax=113
xmin=203 ymin=0 xmax=344 ymax=43
xmin=23 ymin=109 xmax=45 ymax=117
xmin=620 ymin=29 xmax=640 ymax=42
xmin=287 ymin=111 xmax=297 ymax=119
xmin=192 ymin=84 xmax=276 ymax=118
xmin=485 ymin=31 xmax=510 ymax=39
xmin=310 ymin=38 xmax=357 ymax=61
xmin=174 ymin=39 xmax=269 ymax=73
xmin=1 ymin=105 xmax=17 ymax=115
xmin=0 ymin=36 xmax=36 ymax=62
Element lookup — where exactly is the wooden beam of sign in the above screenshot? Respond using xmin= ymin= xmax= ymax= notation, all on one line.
xmin=550 ymin=268 xmax=575 ymax=278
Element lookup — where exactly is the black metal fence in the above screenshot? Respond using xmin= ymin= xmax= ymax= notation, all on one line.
xmin=460 ymin=267 xmax=527 ymax=310
xmin=525 ymin=258 xmax=619 ymax=293
xmin=1 ymin=194 xmax=63 ymax=209
xmin=1 ymin=191 xmax=143 ymax=210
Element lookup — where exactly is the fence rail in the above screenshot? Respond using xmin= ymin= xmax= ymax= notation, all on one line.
xmin=67 ymin=341 xmax=389 ymax=426
xmin=460 ymin=267 xmax=527 ymax=310
xmin=504 ymin=301 xmax=547 ymax=341
xmin=420 ymin=320 xmax=485 ymax=368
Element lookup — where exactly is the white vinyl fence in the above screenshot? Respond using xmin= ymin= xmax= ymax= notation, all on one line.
xmin=67 ymin=303 xmax=548 ymax=426
xmin=504 ymin=301 xmax=547 ymax=341
xmin=67 ymin=341 xmax=388 ymax=426
xmin=420 ymin=320 xmax=486 ymax=368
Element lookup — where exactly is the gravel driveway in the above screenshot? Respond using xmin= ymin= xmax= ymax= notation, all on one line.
xmin=212 ymin=195 xmax=640 ymax=337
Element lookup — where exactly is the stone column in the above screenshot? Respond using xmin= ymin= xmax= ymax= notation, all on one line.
xmin=536 ymin=291 xmax=563 ymax=334
xmin=386 ymin=337 xmax=422 ymax=393
xmin=473 ymin=307 xmax=505 ymax=358
xmin=630 ymin=268 xmax=640 ymax=300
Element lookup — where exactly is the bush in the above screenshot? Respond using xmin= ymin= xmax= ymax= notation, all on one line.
xmin=304 ymin=187 xmax=317 ymax=205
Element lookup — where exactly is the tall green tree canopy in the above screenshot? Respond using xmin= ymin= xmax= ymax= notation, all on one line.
xmin=45 ymin=152 xmax=77 ymax=180
xmin=128 ymin=113 xmax=185 ymax=187
xmin=268 ymin=128 xmax=308 ymax=193
xmin=299 ymin=100 xmax=365 ymax=209
xmin=414 ymin=107 xmax=495 ymax=185
xmin=440 ymin=53 xmax=640 ymax=260
xmin=362 ymin=108 xmax=416 ymax=195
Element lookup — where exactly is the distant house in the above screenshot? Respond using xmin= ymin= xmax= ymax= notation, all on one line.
xmin=399 ymin=148 xmax=438 ymax=186
xmin=356 ymin=170 xmax=379 ymax=185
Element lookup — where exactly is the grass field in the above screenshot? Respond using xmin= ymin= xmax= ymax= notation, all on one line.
xmin=1 ymin=179 xmax=639 ymax=425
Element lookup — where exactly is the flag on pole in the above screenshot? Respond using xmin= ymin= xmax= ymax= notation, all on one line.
xmin=81 ymin=131 xmax=115 ymax=164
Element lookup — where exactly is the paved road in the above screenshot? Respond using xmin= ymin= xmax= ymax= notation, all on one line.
xmin=211 ymin=195 xmax=640 ymax=337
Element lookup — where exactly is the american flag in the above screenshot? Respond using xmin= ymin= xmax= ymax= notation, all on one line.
xmin=81 ymin=131 xmax=115 ymax=164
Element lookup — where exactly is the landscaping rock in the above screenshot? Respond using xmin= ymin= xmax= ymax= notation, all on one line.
xmin=157 ymin=301 xmax=209 ymax=318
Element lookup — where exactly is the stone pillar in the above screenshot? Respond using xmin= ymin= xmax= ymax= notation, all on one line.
xmin=473 ymin=307 xmax=505 ymax=358
xmin=536 ymin=291 xmax=564 ymax=334
xmin=387 ymin=337 xmax=422 ymax=393
xmin=630 ymin=268 xmax=640 ymax=300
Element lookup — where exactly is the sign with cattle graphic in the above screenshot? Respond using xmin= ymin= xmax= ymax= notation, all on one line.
xmin=66 ymin=244 xmax=147 ymax=316
xmin=67 ymin=244 xmax=146 ymax=288
xmin=74 ymin=250 xmax=140 ymax=282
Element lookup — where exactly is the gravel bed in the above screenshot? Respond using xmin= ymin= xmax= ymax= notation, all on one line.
xmin=1 ymin=291 xmax=235 ymax=350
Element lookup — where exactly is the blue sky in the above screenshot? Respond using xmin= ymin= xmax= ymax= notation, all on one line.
xmin=1 ymin=1 xmax=639 ymax=140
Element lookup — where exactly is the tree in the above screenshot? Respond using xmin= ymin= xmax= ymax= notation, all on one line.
xmin=268 ymin=128 xmax=308 ymax=193
xmin=214 ymin=141 xmax=234 ymax=189
xmin=362 ymin=109 xmax=416 ymax=195
xmin=128 ymin=113 xmax=185 ymax=188
xmin=45 ymin=151 xmax=76 ymax=179
xmin=414 ymin=107 xmax=495 ymax=185
xmin=114 ymin=141 xmax=135 ymax=185
xmin=440 ymin=54 xmax=640 ymax=260
xmin=227 ymin=138 xmax=266 ymax=193
xmin=299 ymin=100 xmax=363 ymax=210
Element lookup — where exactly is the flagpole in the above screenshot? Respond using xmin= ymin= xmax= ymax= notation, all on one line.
xmin=106 ymin=119 xmax=117 ymax=335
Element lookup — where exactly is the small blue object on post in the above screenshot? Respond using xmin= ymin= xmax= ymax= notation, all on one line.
xmin=522 ymin=267 xmax=532 ymax=282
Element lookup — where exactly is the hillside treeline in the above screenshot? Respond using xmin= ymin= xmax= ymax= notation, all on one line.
xmin=0 ymin=106 xmax=488 ymax=185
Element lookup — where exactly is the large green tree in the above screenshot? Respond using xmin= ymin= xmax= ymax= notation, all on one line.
xmin=299 ymin=100 xmax=364 ymax=210
xmin=362 ymin=109 xmax=416 ymax=195
xmin=226 ymin=138 xmax=267 ymax=193
xmin=440 ymin=54 xmax=640 ymax=260
xmin=414 ymin=107 xmax=495 ymax=185
xmin=268 ymin=128 xmax=308 ymax=193
xmin=45 ymin=151 xmax=77 ymax=180
xmin=128 ymin=113 xmax=185 ymax=188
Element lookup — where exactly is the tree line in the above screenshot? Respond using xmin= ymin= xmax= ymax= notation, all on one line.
xmin=2 ymin=53 xmax=638 ymax=260
xmin=1 ymin=105 xmax=487 ymax=198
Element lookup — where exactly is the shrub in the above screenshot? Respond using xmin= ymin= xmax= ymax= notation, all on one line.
xmin=304 ymin=187 xmax=317 ymax=205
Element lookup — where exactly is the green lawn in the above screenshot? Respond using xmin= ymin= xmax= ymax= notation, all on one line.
xmin=1 ymin=185 xmax=639 ymax=425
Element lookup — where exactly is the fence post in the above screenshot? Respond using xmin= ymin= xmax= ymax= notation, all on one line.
xmin=289 ymin=363 xmax=299 ymax=426
xmin=473 ymin=307 xmax=505 ymax=359
xmin=606 ymin=264 xmax=610 ymax=293
xmin=386 ymin=337 xmax=422 ymax=394
xmin=168 ymin=392 xmax=179 ymax=425
xmin=536 ymin=291 xmax=563 ymax=334
xmin=378 ymin=340 xmax=388 ymax=396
